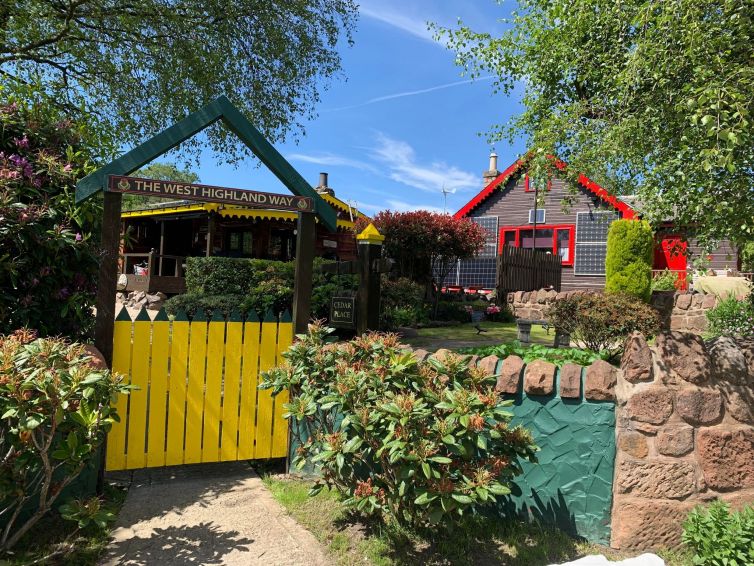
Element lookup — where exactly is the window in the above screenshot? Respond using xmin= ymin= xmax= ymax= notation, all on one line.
xmin=528 ymin=209 xmax=546 ymax=224
xmin=227 ymin=230 xmax=253 ymax=257
xmin=498 ymin=225 xmax=574 ymax=266
xmin=524 ymin=174 xmax=552 ymax=192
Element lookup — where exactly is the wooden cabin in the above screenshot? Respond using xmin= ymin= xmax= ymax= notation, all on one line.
xmin=118 ymin=173 xmax=365 ymax=294
xmin=451 ymin=154 xmax=739 ymax=291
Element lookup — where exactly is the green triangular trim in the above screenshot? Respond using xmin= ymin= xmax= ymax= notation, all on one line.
xmin=115 ymin=308 xmax=132 ymax=322
xmin=134 ymin=307 xmax=151 ymax=321
xmin=228 ymin=308 xmax=244 ymax=322
xmin=211 ymin=309 xmax=225 ymax=322
xmin=173 ymin=309 xmax=189 ymax=322
xmin=263 ymin=309 xmax=276 ymax=323
xmin=280 ymin=309 xmax=292 ymax=323
xmin=154 ymin=308 xmax=169 ymax=322
xmin=246 ymin=310 xmax=260 ymax=322
xmin=75 ymin=95 xmax=337 ymax=231
xmin=193 ymin=307 xmax=207 ymax=321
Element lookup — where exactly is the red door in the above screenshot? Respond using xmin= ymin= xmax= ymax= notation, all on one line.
xmin=654 ymin=236 xmax=688 ymax=289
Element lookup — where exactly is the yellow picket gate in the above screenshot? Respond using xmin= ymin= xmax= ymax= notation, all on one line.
xmin=106 ymin=308 xmax=292 ymax=471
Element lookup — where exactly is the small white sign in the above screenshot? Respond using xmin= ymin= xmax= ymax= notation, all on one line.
xmin=323 ymin=239 xmax=337 ymax=249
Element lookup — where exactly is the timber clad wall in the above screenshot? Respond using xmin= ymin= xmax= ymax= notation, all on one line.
xmin=470 ymin=174 xmax=616 ymax=290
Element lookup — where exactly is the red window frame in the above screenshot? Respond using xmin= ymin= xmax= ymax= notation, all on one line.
xmin=498 ymin=224 xmax=575 ymax=266
xmin=524 ymin=174 xmax=552 ymax=193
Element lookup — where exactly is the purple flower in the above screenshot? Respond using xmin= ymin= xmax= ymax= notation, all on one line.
xmin=56 ymin=287 xmax=71 ymax=300
xmin=63 ymin=163 xmax=73 ymax=172
xmin=75 ymin=232 xmax=83 ymax=241
xmin=14 ymin=135 xmax=29 ymax=149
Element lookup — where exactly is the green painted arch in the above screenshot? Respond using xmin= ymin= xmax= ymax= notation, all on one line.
xmin=75 ymin=95 xmax=337 ymax=232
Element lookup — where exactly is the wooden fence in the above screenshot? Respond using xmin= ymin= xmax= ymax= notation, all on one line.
xmin=106 ymin=308 xmax=291 ymax=471
xmin=497 ymin=246 xmax=562 ymax=294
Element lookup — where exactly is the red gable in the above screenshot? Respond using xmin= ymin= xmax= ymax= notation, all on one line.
xmin=454 ymin=157 xmax=637 ymax=220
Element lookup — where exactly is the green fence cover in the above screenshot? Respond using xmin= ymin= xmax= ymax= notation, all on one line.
xmin=500 ymin=376 xmax=616 ymax=544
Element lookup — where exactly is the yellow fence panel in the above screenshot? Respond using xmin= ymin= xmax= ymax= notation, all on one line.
xmin=106 ymin=308 xmax=292 ymax=471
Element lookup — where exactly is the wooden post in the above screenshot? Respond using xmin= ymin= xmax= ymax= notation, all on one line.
xmin=356 ymin=224 xmax=385 ymax=335
xmin=94 ymin=191 xmax=122 ymax=366
xmin=93 ymin=190 xmax=121 ymax=495
xmin=206 ymin=213 xmax=216 ymax=257
xmin=158 ymin=220 xmax=165 ymax=275
xmin=292 ymin=212 xmax=316 ymax=334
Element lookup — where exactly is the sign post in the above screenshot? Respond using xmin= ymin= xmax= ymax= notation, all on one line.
xmin=329 ymin=296 xmax=356 ymax=329
xmin=292 ymin=211 xmax=316 ymax=334
xmin=356 ymin=224 xmax=385 ymax=335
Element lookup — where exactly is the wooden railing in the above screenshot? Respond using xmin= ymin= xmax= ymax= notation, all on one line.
xmin=121 ymin=249 xmax=185 ymax=278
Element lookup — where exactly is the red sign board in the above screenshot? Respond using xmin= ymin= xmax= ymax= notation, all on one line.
xmin=108 ymin=175 xmax=314 ymax=213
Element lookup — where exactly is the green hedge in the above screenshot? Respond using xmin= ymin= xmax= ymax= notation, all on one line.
xmin=166 ymin=257 xmax=357 ymax=319
xmin=605 ymin=219 xmax=654 ymax=302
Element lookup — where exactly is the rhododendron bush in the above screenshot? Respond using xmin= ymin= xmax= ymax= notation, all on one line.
xmin=259 ymin=322 xmax=538 ymax=528
xmin=0 ymin=99 xmax=101 ymax=339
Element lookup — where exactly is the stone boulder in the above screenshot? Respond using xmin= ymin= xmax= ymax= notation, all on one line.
xmin=616 ymin=460 xmax=697 ymax=499
xmin=675 ymin=388 xmax=723 ymax=425
xmin=495 ymin=355 xmax=523 ymax=394
xmin=560 ymin=363 xmax=583 ymax=398
xmin=621 ymin=332 xmax=653 ymax=383
xmin=584 ymin=360 xmax=617 ymax=401
xmin=524 ymin=360 xmax=556 ymax=396
xmin=611 ymin=498 xmax=696 ymax=550
xmin=656 ymin=331 xmax=711 ymax=384
xmin=656 ymin=423 xmax=694 ymax=456
xmin=626 ymin=388 xmax=674 ymax=425
xmin=708 ymin=337 xmax=749 ymax=384
xmin=696 ymin=426 xmax=754 ymax=490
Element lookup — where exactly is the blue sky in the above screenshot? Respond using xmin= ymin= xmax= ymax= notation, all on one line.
xmin=193 ymin=1 xmax=526 ymax=216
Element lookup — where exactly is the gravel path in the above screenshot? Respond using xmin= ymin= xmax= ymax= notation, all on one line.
xmin=100 ymin=462 xmax=330 ymax=566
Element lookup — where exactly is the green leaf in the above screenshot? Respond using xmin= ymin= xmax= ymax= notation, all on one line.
xmin=451 ymin=494 xmax=473 ymax=505
xmin=429 ymin=456 xmax=452 ymax=464
xmin=422 ymin=462 xmax=432 ymax=479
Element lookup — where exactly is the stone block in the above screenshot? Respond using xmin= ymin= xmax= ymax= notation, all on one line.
xmin=514 ymin=291 xmax=524 ymax=303
xmin=621 ymin=332 xmax=653 ymax=383
xmin=478 ymin=355 xmax=499 ymax=377
xmin=656 ymin=423 xmax=694 ymax=456
xmin=412 ymin=349 xmax=430 ymax=362
xmin=495 ymin=355 xmax=523 ymax=394
xmin=738 ymin=339 xmax=754 ymax=376
xmin=697 ymin=426 xmax=754 ymax=490
xmin=676 ymin=388 xmax=723 ymax=425
xmin=669 ymin=315 xmax=686 ymax=330
xmin=687 ymin=315 xmax=708 ymax=332
xmin=524 ymin=360 xmax=556 ymax=396
xmin=675 ymin=293 xmax=692 ymax=310
xmin=618 ymin=431 xmax=648 ymax=459
xmin=702 ymin=293 xmax=717 ymax=309
xmin=708 ymin=337 xmax=750 ymax=384
xmin=656 ymin=331 xmax=712 ymax=384
xmin=691 ymin=294 xmax=704 ymax=308
xmin=727 ymin=389 xmax=754 ymax=424
xmin=616 ymin=459 xmax=697 ymax=499
xmin=611 ymin=497 xmax=696 ymax=550
xmin=559 ymin=363 xmax=582 ymax=398
xmin=432 ymin=348 xmax=452 ymax=362
xmin=626 ymin=388 xmax=673 ymax=424
xmin=584 ymin=360 xmax=617 ymax=401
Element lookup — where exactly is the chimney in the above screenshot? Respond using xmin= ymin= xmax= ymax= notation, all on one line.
xmin=482 ymin=151 xmax=499 ymax=186
xmin=315 ymin=172 xmax=335 ymax=196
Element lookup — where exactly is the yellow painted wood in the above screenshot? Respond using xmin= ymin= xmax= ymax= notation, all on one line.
xmin=220 ymin=321 xmax=244 ymax=461
xmin=146 ymin=319 xmax=169 ymax=467
xmin=126 ymin=319 xmax=151 ymax=469
xmin=185 ymin=318 xmax=208 ymax=464
xmin=238 ymin=320 xmax=261 ymax=460
xmin=202 ymin=320 xmax=225 ymax=462
xmin=166 ymin=319 xmax=190 ymax=466
xmin=255 ymin=320 xmax=278 ymax=460
xmin=106 ymin=320 xmax=132 ymax=471
xmin=271 ymin=322 xmax=293 ymax=458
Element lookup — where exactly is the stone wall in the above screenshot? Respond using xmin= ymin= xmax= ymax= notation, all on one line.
xmin=612 ymin=331 xmax=754 ymax=550
xmin=506 ymin=289 xmax=720 ymax=333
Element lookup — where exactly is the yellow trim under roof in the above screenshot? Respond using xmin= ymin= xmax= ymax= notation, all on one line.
xmin=121 ymin=202 xmax=356 ymax=230
xmin=319 ymin=193 xmax=364 ymax=218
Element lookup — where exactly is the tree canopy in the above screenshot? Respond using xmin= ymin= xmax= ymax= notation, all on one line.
xmin=437 ymin=0 xmax=754 ymax=248
xmin=122 ymin=162 xmax=199 ymax=210
xmin=1 ymin=0 xmax=357 ymax=161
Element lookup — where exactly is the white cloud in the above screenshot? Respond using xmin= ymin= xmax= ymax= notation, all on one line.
xmin=372 ymin=132 xmax=480 ymax=193
xmin=359 ymin=4 xmax=435 ymax=43
xmin=287 ymin=152 xmax=378 ymax=173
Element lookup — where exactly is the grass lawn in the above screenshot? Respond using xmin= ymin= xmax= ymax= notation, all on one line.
xmin=0 ymin=482 xmax=127 ymax=566
xmin=264 ymin=476 xmax=692 ymax=566
xmin=403 ymin=322 xmax=553 ymax=350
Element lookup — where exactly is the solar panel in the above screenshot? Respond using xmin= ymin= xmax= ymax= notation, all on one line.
xmin=439 ymin=258 xmax=497 ymax=289
xmin=470 ymin=216 xmax=498 ymax=258
xmin=574 ymin=211 xmax=618 ymax=275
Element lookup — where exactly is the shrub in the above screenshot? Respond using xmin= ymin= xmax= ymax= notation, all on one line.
xmin=605 ymin=219 xmax=654 ymax=302
xmin=434 ymin=301 xmax=472 ymax=323
xmin=163 ymin=294 xmax=247 ymax=318
xmin=0 ymin=331 xmax=129 ymax=550
xmin=381 ymin=277 xmax=429 ymax=329
xmin=682 ymin=501 xmax=754 ymax=566
xmin=651 ymin=268 xmax=682 ymax=292
xmin=458 ymin=342 xmax=609 ymax=367
xmin=546 ymin=292 xmax=660 ymax=359
xmin=707 ymin=297 xmax=754 ymax=338
xmin=0 ymin=100 xmax=101 ymax=340
xmin=259 ymin=323 xmax=538 ymax=529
